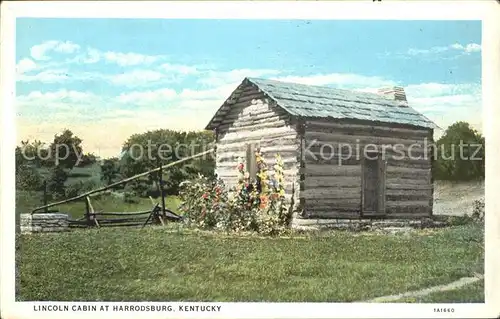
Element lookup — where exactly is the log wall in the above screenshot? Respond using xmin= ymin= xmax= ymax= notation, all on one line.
xmin=300 ymin=119 xmax=433 ymax=219
xmin=215 ymin=83 xmax=301 ymax=207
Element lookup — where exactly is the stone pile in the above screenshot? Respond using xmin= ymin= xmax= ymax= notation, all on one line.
xmin=20 ymin=213 xmax=70 ymax=234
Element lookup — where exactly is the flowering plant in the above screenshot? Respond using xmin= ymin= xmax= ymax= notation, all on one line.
xmin=178 ymin=174 xmax=228 ymax=229
xmin=178 ymin=150 xmax=293 ymax=235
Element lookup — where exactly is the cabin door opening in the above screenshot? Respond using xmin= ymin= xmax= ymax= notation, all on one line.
xmin=361 ymin=152 xmax=386 ymax=216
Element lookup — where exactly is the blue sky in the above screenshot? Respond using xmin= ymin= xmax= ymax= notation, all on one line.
xmin=16 ymin=19 xmax=482 ymax=157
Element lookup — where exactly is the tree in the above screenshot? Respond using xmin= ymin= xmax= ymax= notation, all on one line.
xmin=16 ymin=164 xmax=43 ymax=191
xmin=434 ymin=121 xmax=485 ymax=181
xmin=16 ymin=140 xmax=50 ymax=169
xmin=77 ymin=152 xmax=98 ymax=167
xmin=100 ymin=157 xmax=119 ymax=186
xmin=119 ymin=129 xmax=215 ymax=196
xmin=46 ymin=165 xmax=68 ymax=199
xmin=49 ymin=129 xmax=83 ymax=170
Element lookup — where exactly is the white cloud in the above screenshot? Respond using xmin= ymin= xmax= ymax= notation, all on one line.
xmin=450 ymin=43 xmax=482 ymax=53
xmin=20 ymin=41 xmax=201 ymax=86
xmin=466 ymin=43 xmax=482 ymax=53
xmin=160 ymin=63 xmax=199 ymax=75
xmin=117 ymin=88 xmax=177 ymax=104
xmin=17 ymin=90 xmax=102 ymax=113
xmin=404 ymin=83 xmax=482 ymax=132
xmin=18 ymin=89 xmax=100 ymax=104
xmin=55 ymin=41 xmax=81 ymax=54
xmin=179 ymin=84 xmax=235 ymax=101
xmin=29 ymin=40 xmax=166 ymax=68
xmin=407 ymin=46 xmax=448 ymax=56
xmin=115 ymin=83 xmax=236 ymax=108
xmin=16 ymin=85 xmax=225 ymax=157
xmin=107 ymin=69 xmax=169 ymax=87
xmin=17 ymin=69 xmax=70 ymax=83
xmin=405 ymin=83 xmax=480 ymax=98
xmin=103 ymin=51 xmax=163 ymax=66
xmin=16 ymin=66 xmax=189 ymax=86
xmin=30 ymin=40 xmax=80 ymax=61
xmin=16 ymin=58 xmax=37 ymax=74
xmin=81 ymin=48 xmax=101 ymax=64
xmin=272 ymin=73 xmax=397 ymax=89
xmin=198 ymin=68 xmax=281 ymax=87
xmin=30 ymin=41 xmax=58 ymax=60
xmin=406 ymin=42 xmax=481 ymax=57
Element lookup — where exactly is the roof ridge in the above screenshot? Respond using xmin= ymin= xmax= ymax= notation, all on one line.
xmin=246 ymin=77 xmax=400 ymax=100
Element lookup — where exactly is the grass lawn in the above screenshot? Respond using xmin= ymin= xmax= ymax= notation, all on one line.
xmin=396 ymin=280 xmax=484 ymax=303
xmin=16 ymin=224 xmax=484 ymax=302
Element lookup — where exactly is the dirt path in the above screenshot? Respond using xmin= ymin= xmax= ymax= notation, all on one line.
xmin=433 ymin=180 xmax=484 ymax=216
xmin=363 ymin=274 xmax=484 ymax=303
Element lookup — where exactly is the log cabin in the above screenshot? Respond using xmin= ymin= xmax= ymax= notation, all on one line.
xmin=205 ymin=77 xmax=438 ymax=227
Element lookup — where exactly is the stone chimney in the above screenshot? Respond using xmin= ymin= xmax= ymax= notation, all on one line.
xmin=377 ymin=86 xmax=408 ymax=107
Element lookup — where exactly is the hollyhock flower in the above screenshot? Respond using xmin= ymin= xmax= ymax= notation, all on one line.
xmin=259 ymin=195 xmax=268 ymax=209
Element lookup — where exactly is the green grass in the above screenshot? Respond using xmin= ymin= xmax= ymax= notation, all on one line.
xmin=16 ymin=224 xmax=484 ymax=302
xmin=16 ymin=190 xmax=181 ymax=219
xmin=397 ymin=280 xmax=484 ymax=303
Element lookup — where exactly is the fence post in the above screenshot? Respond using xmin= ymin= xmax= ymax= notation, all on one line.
xmin=158 ymin=158 xmax=166 ymax=216
xmin=85 ymin=196 xmax=91 ymax=226
xmin=43 ymin=180 xmax=48 ymax=213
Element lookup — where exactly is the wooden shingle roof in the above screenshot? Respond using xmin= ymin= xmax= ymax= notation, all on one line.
xmin=206 ymin=77 xmax=437 ymax=130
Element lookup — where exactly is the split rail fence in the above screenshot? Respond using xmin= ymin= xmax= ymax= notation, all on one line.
xmin=30 ymin=149 xmax=214 ymax=229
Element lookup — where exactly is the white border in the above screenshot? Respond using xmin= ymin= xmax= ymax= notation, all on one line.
xmin=1 ymin=1 xmax=499 ymax=319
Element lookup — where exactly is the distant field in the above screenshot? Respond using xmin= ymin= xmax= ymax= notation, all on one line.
xmin=35 ymin=163 xmax=103 ymax=187
xmin=433 ymin=180 xmax=485 ymax=216
xmin=16 ymin=190 xmax=181 ymax=219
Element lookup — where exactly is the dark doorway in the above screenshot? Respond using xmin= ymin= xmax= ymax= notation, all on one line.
xmin=361 ymin=152 xmax=386 ymax=216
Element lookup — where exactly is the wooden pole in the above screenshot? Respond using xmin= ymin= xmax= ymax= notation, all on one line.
xmin=158 ymin=158 xmax=166 ymax=216
xmin=31 ymin=148 xmax=214 ymax=214
xmin=142 ymin=203 xmax=160 ymax=229
xmin=43 ymin=180 xmax=48 ymax=213
xmin=84 ymin=196 xmax=91 ymax=226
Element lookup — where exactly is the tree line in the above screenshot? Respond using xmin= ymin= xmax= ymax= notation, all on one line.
xmin=433 ymin=122 xmax=485 ymax=181
xmin=15 ymin=128 xmax=216 ymax=202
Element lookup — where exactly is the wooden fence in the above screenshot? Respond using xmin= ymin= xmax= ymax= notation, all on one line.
xmin=31 ymin=149 xmax=214 ymax=229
